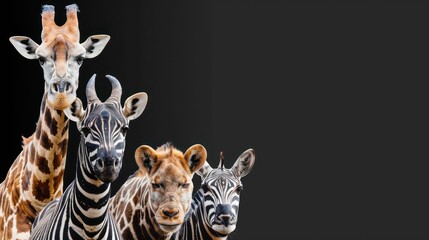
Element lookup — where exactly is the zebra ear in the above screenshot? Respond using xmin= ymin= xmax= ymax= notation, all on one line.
xmin=184 ymin=144 xmax=207 ymax=173
xmin=231 ymin=149 xmax=255 ymax=178
xmin=196 ymin=162 xmax=213 ymax=179
xmin=81 ymin=35 xmax=110 ymax=59
xmin=10 ymin=36 xmax=40 ymax=59
xmin=123 ymin=92 xmax=148 ymax=121
xmin=64 ymin=98 xmax=85 ymax=122
xmin=135 ymin=145 xmax=157 ymax=174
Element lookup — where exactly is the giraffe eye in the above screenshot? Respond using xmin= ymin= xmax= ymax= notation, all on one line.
xmin=75 ymin=56 xmax=84 ymax=65
xmin=80 ymin=127 xmax=91 ymax=136
xmin=38 ymin=57 xmax=46 ymax=65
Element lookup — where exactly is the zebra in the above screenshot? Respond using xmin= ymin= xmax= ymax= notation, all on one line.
xmin=29 ymin=74 xmax=148 ymax=240
xmin=172 ymin=148 xmax=256 ymax=240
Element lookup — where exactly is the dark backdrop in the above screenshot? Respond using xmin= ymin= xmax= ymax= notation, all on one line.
xmin=2 ymin=1 xmax=428 ymax=239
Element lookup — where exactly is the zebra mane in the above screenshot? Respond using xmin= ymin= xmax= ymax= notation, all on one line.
xmin=218 ymin=151 xmax=225 ymax=170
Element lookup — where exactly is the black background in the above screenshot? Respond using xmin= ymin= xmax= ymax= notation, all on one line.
xmin=2 ymin=1 xmax=428 ymax=239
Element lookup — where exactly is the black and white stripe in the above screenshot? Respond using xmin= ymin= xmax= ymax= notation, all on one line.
xmin=29 ymin=74 xmax=147 ymax=240
xmin=172 ymin=149 xmax=255 ymax=240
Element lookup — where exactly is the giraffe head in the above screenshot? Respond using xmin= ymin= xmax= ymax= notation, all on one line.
xmin=197 ymin=149 xmax=255 ymax=235
xmin=135 ymin=143 xmax=207 ymax=234
xmin=64 ymin=74 xmax=148 ymax=182
xmin=9 ymin=4 xmax=110 ymax=110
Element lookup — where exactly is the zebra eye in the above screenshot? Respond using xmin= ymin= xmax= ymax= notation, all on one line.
xmin=75 ymin=56 xmax=84 ymax=65
xmin=152 ymin=183 xmax=161 ymax=189
xmin=121 ymin=126 xmax=129 ymax=135
xmin=38 ymin=57 xmax=46 ymax=65
xmin=181 ymin=183 xmax=190 ymax=189
xmin=202 ymin=184 xmax=209 ymax=192
xmin=80 ymin=127 xmax=91 ymax=136
xmin=236 ymin=185 xmax=243 ymax=194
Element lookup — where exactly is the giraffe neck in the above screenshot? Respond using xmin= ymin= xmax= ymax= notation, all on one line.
xmin=72 ymin=139 xmax=112 ymax=237
xmin=21 ymin=92 xmax=69 ymax=214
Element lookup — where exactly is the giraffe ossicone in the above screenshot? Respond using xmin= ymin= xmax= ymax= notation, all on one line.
xmin=9 ymin=3 xmax=110 ymax=110
xmin=1 ymin=4 xmax=110 ymax=240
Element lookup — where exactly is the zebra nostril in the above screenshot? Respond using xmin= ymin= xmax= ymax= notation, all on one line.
xmin=114 ymin=159 xmax=120 ymax=167
xmin=218 ymin=215 xmax=232 ymax=226
xmin=96 ymin=159 xmax=104 ymax=170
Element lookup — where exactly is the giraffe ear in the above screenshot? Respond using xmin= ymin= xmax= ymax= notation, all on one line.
xmin=64 ymin=98 xmax=85 ymax=122
xmin=196 ymin=161 xmax=213 ymax=179
xmin=81 ymin=34 xmax=110 ymax=59
xmin=184 ymin=144 xmax=207 ymax=174
xmin=123 ymin=92 xmax=148 ymax=121
xmin=9 ymin=36 xmax=40 ymax=59
xmin=231 ymin=149 xmax=255 ymax=178
xmin=135 ymin=145 xmax=157 ymax=174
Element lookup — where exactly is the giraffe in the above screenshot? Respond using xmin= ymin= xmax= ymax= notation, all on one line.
xmin=109 ymin=142 xmax=207 ymax=240
xmin=0 ymin=4 xmax=110 ymax=240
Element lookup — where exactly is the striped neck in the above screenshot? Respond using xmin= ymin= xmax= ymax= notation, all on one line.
xmin=72 ymin=139 xmax=112 ymax=237
xmin=175 ymin=189 xmax=229 ymax=240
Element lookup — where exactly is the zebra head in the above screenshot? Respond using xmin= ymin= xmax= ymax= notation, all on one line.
xmin=65 ymin=74 xmax=148 ymax=182
xmin=197 ymin=148 xmax=255 ymax=235
xmin=135 ymin=143 xmax=207 ymax=234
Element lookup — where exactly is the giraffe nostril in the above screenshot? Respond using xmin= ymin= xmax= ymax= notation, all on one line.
xmin=64 ymin=82 xmax=72 ymax=93
xmin=51 ymin=83 xmax=59 ymax=93
xmin=51 ymin=81 xmax=72 ymax=93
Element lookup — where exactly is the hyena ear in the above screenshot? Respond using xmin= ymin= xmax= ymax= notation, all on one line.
xmin=81 ymin=34 xmax=110 ymax=59
xmin=123 ymin=92 xmax=148 ymax=121
xmin=231 ymin=149 xmax=255 ymax=178
xmin=135 ymin=145 xmax=157 ymax=174
xmin=64 ymin=98 xmax=85 ymax=123
xmin=9 ymin=36 xmax=40 ymax=59
xmin=196 ymin=162 xmax=213 ymax=179
xmin=184 ymin=144 xmax=207 ymax=174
